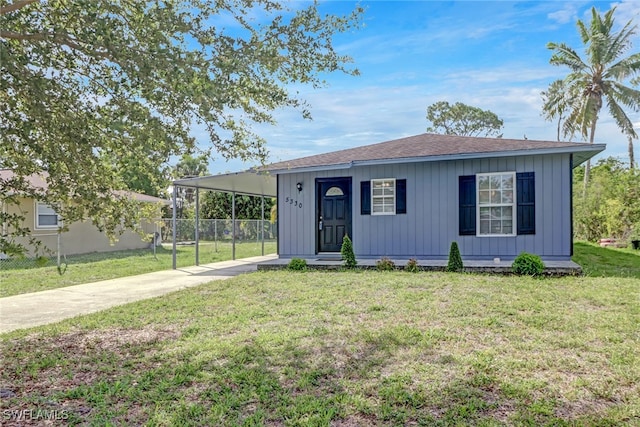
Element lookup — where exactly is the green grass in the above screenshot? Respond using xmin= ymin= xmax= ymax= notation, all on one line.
xmin=0 ymin=241 xmax=276 ymax=297
xmin=572 ymin=241 xmax=640 ymax=278
xmin=1 ymin=271 xmax=638 ymax=426
xmin=1 ymin=240 xmax=638 ymax=424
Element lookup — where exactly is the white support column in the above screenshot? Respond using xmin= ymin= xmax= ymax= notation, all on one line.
xmin=172 ymin=185 xmax=177 ymax=269
xmin=195 ymin=187 xmax=200 ymax=266
xmin=261 ymin=196 xmax=265 ymax=256
xmin=232 ymin=191 xmax=236 ymax=260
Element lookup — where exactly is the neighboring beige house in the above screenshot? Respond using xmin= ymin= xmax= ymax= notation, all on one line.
xmin=1 ymin=170 xmax=167 ymax=257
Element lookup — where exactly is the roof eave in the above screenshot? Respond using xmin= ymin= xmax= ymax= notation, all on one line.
xmin=271 ymin=144 xmax=607 ymax=173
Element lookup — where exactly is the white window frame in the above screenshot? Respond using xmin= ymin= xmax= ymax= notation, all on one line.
xmin=35 ymin=201 xmax=60 ymax=229
xmin=476 ymin=172 xmax=516 ymax=237
xmin=371 ymin=178 xmax=396 ymax=216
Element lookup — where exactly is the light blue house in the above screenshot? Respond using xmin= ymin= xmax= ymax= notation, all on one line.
xmin=265 ymin=133 xmax=605 ymax=262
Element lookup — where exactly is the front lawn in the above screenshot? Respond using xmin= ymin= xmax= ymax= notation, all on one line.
xmin=572 ymin=241 xmax=640 ymax=278
xmin=1 ymin=271 xmax=638 ymax=426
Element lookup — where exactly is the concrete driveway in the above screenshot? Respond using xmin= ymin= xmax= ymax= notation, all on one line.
xmin=0 ymin=255 xmax=277 ymax=333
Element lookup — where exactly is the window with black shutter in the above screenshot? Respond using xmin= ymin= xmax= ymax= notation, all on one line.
xmin=458 ymin=172 xmax=536 ymax=236
xmin=360 ymin=179 xmax=406 ymax=215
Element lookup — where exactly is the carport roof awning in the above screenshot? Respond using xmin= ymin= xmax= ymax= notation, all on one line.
xmin=172 ymin=170 xmax=277 ymax=197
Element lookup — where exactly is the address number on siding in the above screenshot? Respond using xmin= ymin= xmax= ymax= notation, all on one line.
xmin=285 ymin=196 xmax=303 ymax=208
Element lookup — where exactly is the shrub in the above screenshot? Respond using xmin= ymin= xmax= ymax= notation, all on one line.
xmin=512 ymin=252 xmax=545 ymax=277
xmin=405 ymin=258 xmax=419 ymax=273
xmin=375 ymin=257 xmax=395 ymax=271
xmin=287 ymin=258 xmax=307 ymax=271
xmin=341 ymin=234 xmax=357 ymax=268
xmin=446 ymin=241 xmax=464 ymax=272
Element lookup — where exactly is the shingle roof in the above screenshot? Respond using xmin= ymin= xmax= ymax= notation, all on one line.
xmin=0 ymin=169 xmax=169 ymax=204
xmin=262 ymin=133 xmax=606 ymax=172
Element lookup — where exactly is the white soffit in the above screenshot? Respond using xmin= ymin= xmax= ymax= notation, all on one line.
xmin=173 ymin=171 xmax=277 ymax=197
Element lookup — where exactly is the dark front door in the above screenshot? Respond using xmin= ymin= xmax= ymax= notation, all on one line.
xmin=317 ymin=178 xmax=352 ymax=253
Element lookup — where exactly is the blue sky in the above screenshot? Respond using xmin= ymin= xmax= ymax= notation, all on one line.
xmin=205 ymin=1 xmax=640 ymax=174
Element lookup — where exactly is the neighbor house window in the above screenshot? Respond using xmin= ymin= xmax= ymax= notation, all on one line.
xmin=477 ymin=172 xmax=515 ymax=236
xmin=36 ymin=202 xmax=59 ymax=229
xmin=371 ymin=178 xmax=396 ymax=215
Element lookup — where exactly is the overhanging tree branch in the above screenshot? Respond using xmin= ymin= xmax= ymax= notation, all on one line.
xmin=0 ymin=0 xmax=39 ymax=16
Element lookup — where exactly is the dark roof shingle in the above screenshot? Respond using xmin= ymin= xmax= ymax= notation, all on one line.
xmin=263 ymin=133 xmax=604 ymax=171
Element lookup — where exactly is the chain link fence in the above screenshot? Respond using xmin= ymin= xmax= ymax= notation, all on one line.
xmin=161 ymin=218 xmax=277 ymax=245
xmin=0 ymin=219 xmax=278 ymax=271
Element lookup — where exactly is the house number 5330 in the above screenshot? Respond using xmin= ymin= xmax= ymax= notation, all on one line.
xmin=285 ymin=197 xmax=302 ymax=208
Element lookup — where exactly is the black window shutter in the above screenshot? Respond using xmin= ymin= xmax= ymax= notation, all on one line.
xmin=396 ymin=179 xmax=407 ymax=214
xmin=361 ymin=181 xmax=371 ymax=215
xmin=459 ymin=175 xmax=476 ymax=235
xmin=517 ymin=172 xmax=535 ymax=234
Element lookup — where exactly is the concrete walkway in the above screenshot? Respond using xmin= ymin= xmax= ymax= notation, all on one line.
xmin=0 ymin=255 xmax=277 ymax=334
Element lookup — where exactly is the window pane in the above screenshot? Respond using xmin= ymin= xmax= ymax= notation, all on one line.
xmin=479 ymin=190 xmax=490 ymax=204
xmin=325 ymin=187 xmax=344 ymax=196
xmin=490 ymin=190 xmax=502 ymax=204
xmin=478 ymin=176 xmax=490 ymax=190
xmin=490 ymin=176 xmax=501 ymax=189
xmin=480 ymin=207 xmax=490 ymax=220
xmin=480 ymin=220 xmax=490 ymax=234
xmin=39 ymin=215 xmax=58 ymax=226
xmin=503 ymin=206 xmax=513 ymax=219
xmin=491 ymin=207 xmax=502 ymax=220
xmin=490 ymin=220 xmax=502 ymax=234
xmin=502 ymin=190 xmax=513 ymax=203
xmin=503 ymin=221 xmax=513 ymax=234
xmin=502 ymin=175 xmax=513 ymax=189
xmin=38 ymin=203 xmax=57 ymax=215
xmin=373 ymin=188 xmax=384 ymax=196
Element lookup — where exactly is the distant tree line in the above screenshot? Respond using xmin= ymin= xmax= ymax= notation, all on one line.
xmin=573 ymin=158 xmax=640 ymax=243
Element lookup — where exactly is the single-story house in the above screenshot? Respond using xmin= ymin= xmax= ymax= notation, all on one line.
xmin=169 ymin=133 xmax=605 ymax=264
xmin=1 ymin=170 xmax=167 ymax=257
xmin=263 ymin=133 xmax=604 ymax=262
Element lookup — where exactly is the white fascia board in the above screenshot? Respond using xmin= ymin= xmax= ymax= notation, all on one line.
xmin=266 ymin=162 xmax=354 ymax=175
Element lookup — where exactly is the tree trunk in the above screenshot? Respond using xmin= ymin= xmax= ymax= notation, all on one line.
xmin=629 ymin=136 xmax=635 ymax=169
xmin=583 ymin=118 xmax=598 ymax=198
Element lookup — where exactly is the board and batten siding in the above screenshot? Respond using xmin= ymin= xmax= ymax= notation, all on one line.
xmin=277 ymin=153 xmax=572 ymax=260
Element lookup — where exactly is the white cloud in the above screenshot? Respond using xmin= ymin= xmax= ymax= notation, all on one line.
xmin=548 ymin=4 xmax=579 ymax=24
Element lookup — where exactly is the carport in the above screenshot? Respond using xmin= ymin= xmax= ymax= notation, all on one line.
xmin=171 ymin=170 xmax=277 ymax=269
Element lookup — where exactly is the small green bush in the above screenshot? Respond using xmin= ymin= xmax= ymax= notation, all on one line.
xmin=512 ymin=252 xmax=545 ymax=276
xmin=376 ymin=257 xmax=395 ymax=271
xmin=287 ymin=258 xmax=307 ymax=271
xmin=341 ymin=235 xmax=357 ymax=268
xmin=446 ymin=241 xmax=464 ymax=272
xmin=405 ymin=258 xmax=419 ymax=273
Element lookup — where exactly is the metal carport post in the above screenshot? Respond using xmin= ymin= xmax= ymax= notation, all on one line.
xmin=171 ymin=170 xmax=277 ymax=270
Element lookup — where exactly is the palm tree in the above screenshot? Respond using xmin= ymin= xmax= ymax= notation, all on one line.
xmin=541 ymin=79 xmax=579 ymax=141
xmin=547 ymin=6 xmax=640 ymax=191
